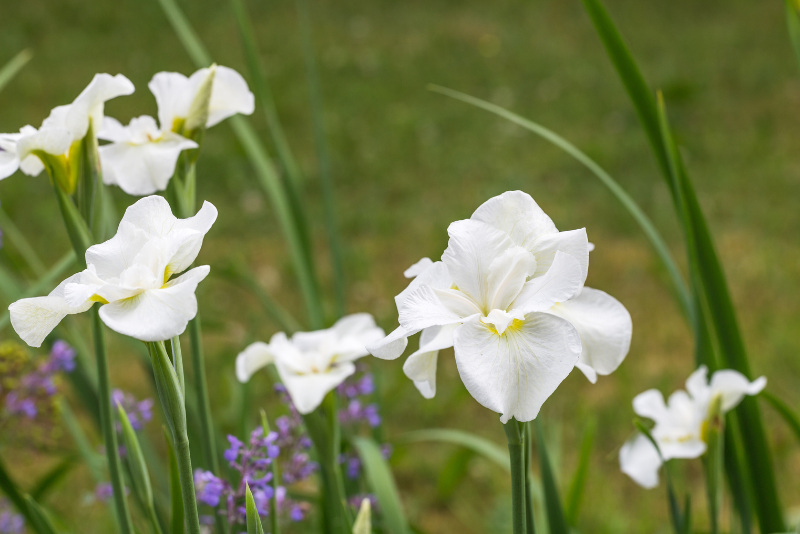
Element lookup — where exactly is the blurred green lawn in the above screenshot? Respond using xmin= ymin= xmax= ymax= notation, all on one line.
xmin=1 ymin=0 xmax=799 ymax=532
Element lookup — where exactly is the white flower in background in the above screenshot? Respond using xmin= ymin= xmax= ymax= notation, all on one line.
xmin=9 ymin=196 xmax=216 ymax=346
xmin=149 ymin=65 xmax=255 ymax=132
xmin=619 ymin=365 xmax=766 ymax=489
xmin=0 ymin=74 xmax=134 ymax=182
xmin=369 ymin=191 xmax=593 ymax=423
xmin=97 ymin=65 xmax=253 ymax=196
xmin=235 ymin=314 xmax=385 ymax=414
xmin=98 ymin=116 xmax=197 ymax=195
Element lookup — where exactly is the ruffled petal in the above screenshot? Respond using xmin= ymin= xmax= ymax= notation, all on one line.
xmin=453 ymin=312 xmax=581 ymax=423
xmin=403 ymin=257 xmax=434 ymax=279
xmin=366 ymin=326 xmax=410 ymax=360
xmin=402 ymin=324 xmax=457 ymax=398
xmin=85 ymin=221 xmax=153 ymax=280
xmin=276 ymin=361 xmax=356 ymax=414
xmin=98 ymin=265 xmax=209 ymax=341
xmin=709 ymin=370 xmax=767 ymax=412
xmin=235 ymin=341 xmax=273 ymax=383
xmin=547 ymin=287 xmax=632 ymax=379
xmin=149 ymin=72 xmax=193 ymax=132
xmin=66 ymin=74 xmax=135 ymax=140
xmin=512 ymin=251 xmax=583 ymax=313
xmin=529 ymin=228 xmax=589 ymax=284
xmin=619 ymin=433 xmax=662 ymax=489
xmin=470 ymin=190 xmax=558 ymax=249
xmin=16 ymin=127 xmax=72 ymax=160
xmin=205 ymin=66 xmax=255 ymax=127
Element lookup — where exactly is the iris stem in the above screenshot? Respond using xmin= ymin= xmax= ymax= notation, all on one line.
xmin=189 ymin=316 xmax=219 ymax=475
xmin=92 ymin=307 xmax=135 ymax=534
xmin=523 ymin=422 xmax=536 ymax=534
xmin=503 ymin=419 xmax=527 ymax=534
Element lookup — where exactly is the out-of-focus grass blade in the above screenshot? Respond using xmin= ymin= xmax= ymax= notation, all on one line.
xmin=0 ymin=49 xmax=32 ymax=93
xmin=24 ymin=495 xmax=60 ymax=534
xmin=59 ymin=400 xmax=105 ymax=482
xmin=534 ymin=420 xmax=568 ymax=534
xmin=221 ymin=260 xmax=303 ymax=333
xmin=229 ymin=0 xmax=315 ymax=275
xmin=428 ymin=84 xmax=691 ymax=319
xmin=786 ymin=0 xmax=800 ymax=71
xmin=723 ymin=423 xmax=752 ymax=534
xmin=0 ymin=264 xmax=21 ymax=301
xmin=397 ymin=428 xmax=509 ymax=471
xmin=118 ymin=406 xmax=162 ymax=534
xmin=581 ymin=0 xmax=785 ymax=529
xmin=351 ymin=436 xmax=410 ymax=534
xmin=296 ymin=0 xmax=346 ymax=318
xmin=164 ymin=427 xmax=185 ymax=534
xmin=245 ymin=484 xmax=266 ymax=534
xmin=155 ymin=0 xmax=324 ymax=329
xmin=762 ymin=391 xmax=800 ymax=445
xmin=0 ymin=453 xmax=36 ymax=527
xmin=436 ymin=448 xmax=474 ymax=501
xmin=30 ymin=455 xmax=76 ymax=501
xmin=0 ymin=204 xmax=47 ymax=277
xmin=564 ymin=418 xmax=595 ymax=526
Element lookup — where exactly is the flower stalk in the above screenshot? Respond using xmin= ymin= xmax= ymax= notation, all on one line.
xmin=503 ymin=419 xmax=527 ymax=534
xmin=704 ymin=395 xmax=724 ymax=534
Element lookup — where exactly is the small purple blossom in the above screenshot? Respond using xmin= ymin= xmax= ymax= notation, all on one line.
xmin=112 ymin=390 xmax=154 ymax=431
xmin=224 ymin=435 xmax=244 ymax=463
xmin=195 ymin=470 xmax=225 ymax=507
xmin=48 ymin=341 xmax=76 ymax=372
xmin=0 ymin=499 xmax=24 ymax=534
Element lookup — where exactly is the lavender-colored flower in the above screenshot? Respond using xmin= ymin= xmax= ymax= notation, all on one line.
xmin=111 ymin=389 xmax=154 ymax=431
xmin=0 ymin=499 xmax=24 ymax=534
xmin=48 ymin=340 xmax=76 ymax=372
xmin=195 ymin=470 xmax=226 ymax=507
xmin=224 ymin=435 xmax=244 ymax=463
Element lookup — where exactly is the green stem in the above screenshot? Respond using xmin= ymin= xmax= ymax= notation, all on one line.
xmin=170 ymin=335 xmax=185 ymax=394
xmin=503 ymin=419 xmax=526 ymax=534
xmin=92 ymin=307 xmax=134 ymax=534
xmin=188 ymin=316 xmax=219 ymax=475
xmin=523 ymin=422 xmax=536 ymax=534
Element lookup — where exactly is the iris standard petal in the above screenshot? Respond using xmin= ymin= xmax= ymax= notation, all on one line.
xmin=547 ymin=287 xmax=632 ymax=379
xmin=236 ymin=341 xmax=274 ymax=383
xmin=276 ymin=361 xmax=356 ymax=415
xmin=511 ymin=251 xmax=583 ymax=314
xmin=149 ymin=72 xmax=193 ymax=132
xmin=453 ymin=313 xmax=581 ymax=423
xmin=709 ymin=370 xmax=767 ymax=412
xmin=403 ymin=257 xmax=434 ymax=279
xmin=619 ymin=433 xmax=662 ymax=489
xmin=470 ymin=190 xmax=558 ymax=249
xmin=632 ymin=389 xmax=669 ymax=422
xmin=529 ymin=228 xmax=589 ymax=283
xmin=204 ymin=66 xmax=255 ymax=127
xmin=66 ymin=73 xmax=135 ymax=140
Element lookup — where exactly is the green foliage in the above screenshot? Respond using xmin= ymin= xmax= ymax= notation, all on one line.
xmin=245 ymin=484 xmax=266 ymax=534
xmin=24 ymin=495 xmax=60 ymax=534
xmin=164 ymin=428 xmax=185 ymax=534
xmin=786 ymin=0 xmax=800 ymax=72
xmin=30 ymin=455 xmax=76 ymax=501
xmin=534 ymin=421 xmax=567 ymax=534
xmin=564 ymin=419 xmax=595 ymax=526
xmin=351 ymin=436 xmax=410 ymax=534
xmin=398 ymin=428 xmax=509 ymax=471
xmin=0 ymin=49 xmax=31 ymax=93
xmin=762 ymin=391 xmax=800 ymax=446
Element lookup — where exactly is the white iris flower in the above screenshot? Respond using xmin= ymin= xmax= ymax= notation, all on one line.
xmin=235 ymin=314 xmax=385 ymax=414
xmin=9 ymin=196 xmax=216 ymax=346
xmin=619 ymin=365 xmax=766 ymax=489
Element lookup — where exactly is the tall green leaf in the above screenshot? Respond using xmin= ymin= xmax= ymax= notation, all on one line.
xmin=0 ymin=204 xmax=47 ymax=277
xmin=762 ymin=391 xmax=800 ymax=446
xmin=351 ymin=436 xmax=410 ymax=534
xmin=786 ymin=0 xmax=800 ymax=71
xmin=398 ymin=428 xmax=509 ymax=471
xmin=155 ymin=0 xmax=324 ymax=328
xmin=428 ymin=85 xmax=690 ymax=318
xmin=564 ymin=419 xmax=595 ymax=526
xmin=30 ymin=456 xmax=76 ymax=501
xmin=118 ymin=406 xmax=163 ymax=534
xmin=0 ymin=49 xmax=32 ymax=93
xmin=0 ymin=453 xmax=36 ymax=528
xmin=581 ymin=1 xmax=785 ymax=529
xmin=534 ymin=421 xmax=568 ymax=534
xmin=164 ymin=427 xmax=185 ymax=534
xmin=245 ymin=484 xmax=266 ymax=534
xmin=24 ymin=495 xmax=60 ymax=534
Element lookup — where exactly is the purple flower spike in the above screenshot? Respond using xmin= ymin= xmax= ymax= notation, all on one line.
xmin=195 ymin=470 xmax=226 ymax=507
xmin=225 ymin=435 xmax=244 ymax=463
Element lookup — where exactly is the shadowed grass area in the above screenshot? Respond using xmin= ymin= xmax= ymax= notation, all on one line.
xmin=1 ymin=0 xmax=799 ymax=532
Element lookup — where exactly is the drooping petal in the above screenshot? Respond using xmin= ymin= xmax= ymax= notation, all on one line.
xmin=149 ymin=72 xmax=193 ymax=131
xmin=402 ymin=324 xmax=457 ymax=399
xmin=0 ymin=147 xmax=19 ymax=179
xmin=398 ymin=285 xmax=469 ymax=333
xmin=395 ymin=261 xmax=453 ymax=310
xmin=98 ymin=265 xmax=209 ymax=341
xmin=632 ymin=389 xmax=669 ymax=422
xmin=574 ymin=362 xmax=598 ymax=383
xmin=442 ymin=219 xmax=515 ymax=306
xmin=97 ymin=116 xmax=129 ymax=142
xmin=485 ymin=246 xmax=537 ymax=311
xmin=453 ymin=313 xmax=581 ymax=423
xmin=366 ymin=326 xmax=410 ymax=360
xmin=8 ymin=273 xmax=94 ymax=347
xmin=658 ymin=436 xmax=706 ymax=461
xmin=619 ymin=433 xmax=662 ymax=489
xmin=546 ymin=287 xmax=632 ymax=379
xmin=529 ymin=228 xmax=589 ymax=283
xmin=16 ymin=127 xmax=72 ymax=160
xmin=99 ymin=133 xmax=198 ymax=195
xmin=511 ymin=251 xmax=583 ymax=313
xmin=202 ymin=66 xmax=255 ymax=127
xmin=276 ymin=361 xmax=356 ymax=414
xmin=235 ymin=341 xmax=273 ymax=383
xmin=403 ymin=257 xmax=434 ymax=278
xmin=470 ymin=190 xmax=558 ymax=249
xmin=708 ymin=370 xmax=767 ymax=412
xmin=65 ymin=74 xmax=135 ymax=140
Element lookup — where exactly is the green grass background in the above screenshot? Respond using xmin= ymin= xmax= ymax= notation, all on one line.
xmin=1 ymin=0 xmax=799 ymax=532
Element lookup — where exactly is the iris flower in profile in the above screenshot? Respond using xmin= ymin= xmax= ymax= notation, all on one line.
xmin=235 ymin=314 xmax=384 ymax=414
xmin=619 ymin=365 xmax=766 ymax=489
xmin=9 ymin=196 xmax=216 ymax=346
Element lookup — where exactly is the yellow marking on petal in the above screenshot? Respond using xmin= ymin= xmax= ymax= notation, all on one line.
xmin=90 ymin=295 xmax=109 ymax=304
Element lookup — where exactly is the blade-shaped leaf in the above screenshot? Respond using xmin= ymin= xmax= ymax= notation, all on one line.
xmin=24 ymin=495 xmax=60 ymax=534
xmin=0 ymin=453 xmax=36 ymax=528
xmin=0 ymin=49 xmax=32 ymax=93
xmin=118 ymin=406 xmax=155 ymax=511
xmin=351 ymin=436 xmax=410 ymax=534
xmin=397 ymin=428 xmax=509 ymax=471
xmin=786 ymin=0 xmax=800 ymax=71
xmin=245 ymin=484 xmax=266 ymax=534
xmin=534 ymin=420 xmax=568 ymax=534
xmin=164 ymin=427 xmax=185 ymax=534
xmin=30 ymin=456 xmax=76 ymax=501
xmin=762 ymin=391 xmax=800 ymax=446
xmin=564 ymin=418 xmax=595 ymax=526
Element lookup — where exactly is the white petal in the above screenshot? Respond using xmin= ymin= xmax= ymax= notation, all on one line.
xmin=709 ymin=370 xmax=767 ymax=412
xmin=329 ymin=314 xmax=386 ymax=362
xmin=574 ymin=361 xmax=598 ymax=383
xmin=236 ymin=341 xmax=273 ymax=383
xmin=402 ymin=324 xmax=457 ymax=398
xmin=16 ymin=128 xmax=72 ymax=161
xmin=276 ymin=361 xmax=356 ymax=414
xmin=399 ymin=285 xmax=468 ymax=332
xmin=530 ymin=228 xmax=589 ymax=284
xmin=403 ymin=257 xmax=434 ymax=278
xmin=512 ymin=251 xmax=583 ymax=313
xmin=453 ymin=313 xmax=581 ymax=423
xmin=471 ymin=190 xmax=558 ymax=249
xmin=66 ymin=74 xmax=135 ymax=140
xmin=100 ymin=133 xmax=197 ymax=195
xmin=8 ymin=273 xmax=93 ymax=347
xmin=98 ymin=265 xmax=209 ymax=341
xmin=432 ymin=288 xmax=482 ymax=317
xmin=547 ymin=287 xmax=632 ymax=379
xmin=97 ymin=116 xmax=128 ymax=142
xmin=395 ymin=261 xmax=453 ymax=310
xmin=85 ymin=221 xmax=152 ymax=280
xmin=442 ymin=219 xmax=515 ymax=306
xmin=149 ymin=72 xmax=193 ymax=131
xmin=331 ymin=313 xmax=378 ymax=338
xmin=685 ymin=365 xmax=710 ymax=403
xmin=486 ymin=246 xmax=537 ymax=311
xmin=0 ymin=148 xmax=19 ymax=179
xmin=619 ymin=434 xmax=662 ymax=489
xmin=366 ymin=326 xmax=410 ymax=360
xmin=632 ymin=389 xmax=669 ymax=422
xmin=658 ymin=437 xmax=706 ymax=461
xmin=204 ymin=66 xmax=255 ymax=127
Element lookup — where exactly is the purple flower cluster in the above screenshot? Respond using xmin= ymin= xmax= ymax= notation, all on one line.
xmin=273 ymin=384 xmax=317 ymax=485
xmin=3 ymin=341 xmax=75 ymax=419
xmin=194 ymin=424 xmax=312 ymax=529
xmin=111 ymin=389 xmax=154 ymax=431
xmin=0 ymin=499 xmax=24 ymax=534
